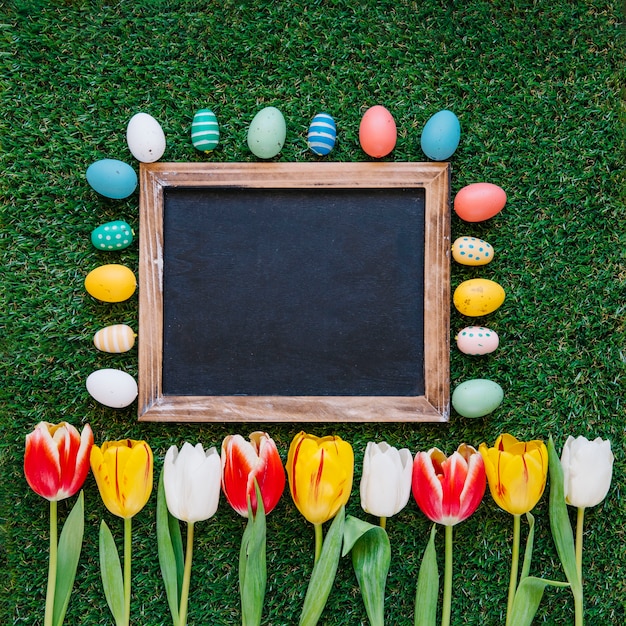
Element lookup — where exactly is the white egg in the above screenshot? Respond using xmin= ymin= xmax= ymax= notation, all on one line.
xmin=86 ymin=368 xmax=138 ymax=408
xmin=126 ymin=112 xmax=166 ymax=163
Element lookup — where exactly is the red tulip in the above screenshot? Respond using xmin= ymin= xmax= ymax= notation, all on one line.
xmin=24 ymin=421 xmax=94 ymax=501
xmin=412 ymin=443 xmax=486 ymax=526
xmin=221 ymin=431 xmax=286 ymax=517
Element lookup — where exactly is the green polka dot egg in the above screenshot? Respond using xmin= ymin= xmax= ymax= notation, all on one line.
xmin=451 ymin=236 xmax=494 ymax=266
xmin=456 ymin=326 xmax=499 ymax=355
xmin=91 ymin=220 xmax=134 ymax=251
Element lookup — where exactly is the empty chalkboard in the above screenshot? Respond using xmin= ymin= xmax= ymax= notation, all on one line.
xmin=138 ymin=162 xmax=450 ymax=422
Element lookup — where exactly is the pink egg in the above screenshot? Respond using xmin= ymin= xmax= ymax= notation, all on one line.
xmin=359 ymin=105 xmax=397 ymax=158
xmin=456 ymin=326 xmax=499 ymax=355
xmin=454 ymin=182 xmax=506 ymax=222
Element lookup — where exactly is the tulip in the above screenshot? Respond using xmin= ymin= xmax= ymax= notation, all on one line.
xmin=412 ymin=444 xmax=486 ymax=626
xmin=360 ymin=441 xmax=412 ymax=526
xmin=221 ymin=431 xmax=285 ymax=517
xmin=160 ymin=443 xmax=221 ymax=626
xmin=24 ymin=422 xmax=93 ymax=626
xmin=24 ymin=421 xmax=93 ymax=501
xmin=479 ymin=434 xmax=548 ymax=626
xmin=560 ymin=435 xmax=613 ymax=626
xmin=91 ymin=439 xmax=153 ymax=626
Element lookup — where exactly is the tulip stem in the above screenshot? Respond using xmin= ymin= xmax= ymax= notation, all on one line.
xmin=379 ymin=516 xmax=386 ymax=530
xmin=441 ymin=524 xmax=453 ymax=626
xmin=574 ymin=507 xmax=585 ymax=626
xmin=179 ymin=522 xmax=195 ymax=626
xmin=44 ymin=499 xmax=58 ymax=626
xmin=124 ymin=517 xmax=132 ymax=626
xmin=505 ymin=514 xmax=521 ymax=626
xmin=314 ymin=523 xmax=323 ymax=564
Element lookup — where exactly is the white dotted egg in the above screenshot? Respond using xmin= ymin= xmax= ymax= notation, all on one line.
xmin=307 ymin=113 xmax=336 ymax=156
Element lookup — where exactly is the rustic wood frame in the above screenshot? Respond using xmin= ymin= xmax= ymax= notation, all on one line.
xmin=138 ymin=162 xmax=450 ymax=423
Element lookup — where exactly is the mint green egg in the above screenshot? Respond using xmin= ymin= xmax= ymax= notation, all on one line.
xmin=91 ymin=220 xmax=134 ymax=251
xmin=452 ymin=378 xmax=503 ymax=418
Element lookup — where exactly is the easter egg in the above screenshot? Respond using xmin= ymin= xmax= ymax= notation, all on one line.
xmin=453 ymin=278 xmax=505 ymax=316
xmin=420 ymin=110 xmax=461 ymax=161
xmin=126 ymin=112 xmax=166 ymax=163
xmin=85 ymin=264 xmax=137 ymax=303
xmin=307 ymin=113 xmax=336 ymax=156
xmin=86 ymin=159 xmax=137 ymax=199
xmin=452 ymin=236 xmax=494 ymax=266
xmin=191 ymin=108 xmax=220 ymax=152
xmin=86 ymin=368 xmax=138 ymax=408
xmin=93 ymin=324 xmax=136 ymax=353
xmin=454 ymin=183 xmax=506 ymax=222
xmin=359 ymin=105 xmax=397 ymax=158
xmin=91 ymin=220 xmax=134 ymax=251
xmin=247 ymin=106 xmax=286 ymax=159
xmin=456 ymin=326 xmax=499 ymax=355
xmin=452 ymin=379 xmax=504 ymax=418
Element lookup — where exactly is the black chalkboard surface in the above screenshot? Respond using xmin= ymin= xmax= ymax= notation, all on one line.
xmin=138 ymin=162 xmax=450 ymax=422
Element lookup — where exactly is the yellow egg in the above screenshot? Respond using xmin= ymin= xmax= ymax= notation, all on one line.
xmin=453 ymin=278 xmax=505 ymax=316
xmin=85 ymin=264 xmax=136 ymax=303
xmin=451 ymin=236 xmax=494 ymax=266
xmin=93 ymin=324 xmax=136 ymax=353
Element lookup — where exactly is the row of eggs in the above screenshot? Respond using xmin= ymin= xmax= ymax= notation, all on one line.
xmin=450 ymin=181 xmax=508 ymax=419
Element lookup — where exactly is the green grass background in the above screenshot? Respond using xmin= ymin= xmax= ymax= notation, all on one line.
xmin=1 ymin=0 xmax=624 ymax=624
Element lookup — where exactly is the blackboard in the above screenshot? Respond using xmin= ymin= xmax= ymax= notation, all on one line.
xmin=138 ymin=162 xmax=450 ymax=422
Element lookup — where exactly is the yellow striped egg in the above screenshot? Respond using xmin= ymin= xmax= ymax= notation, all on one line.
xmin=452 ymin=236 xmax=494 ymax=266
xmin=93 ymin=324 xmax=136 ymax=353
xmin=191 ymin=108 xmax=220 ymax=152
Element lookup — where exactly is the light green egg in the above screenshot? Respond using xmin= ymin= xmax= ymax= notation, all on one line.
xmin=247 ymin=106 xmax=286 ymax=159
xmin=91 ymin=220 xmax=134 ymax=251
xmin=451 ymin=378 xmax=504 ymax=418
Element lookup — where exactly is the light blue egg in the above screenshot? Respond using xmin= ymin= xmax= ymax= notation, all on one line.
xmin=420 ymin=110 xmax=461 ymax=161
xmin=452 ymin=378 xmax=503 ymax=418
xmin=86 ymin=159 xmax=137 ymax=199
xmin=191 ymin=108 xmax=220 ymax=152
xmin=307 ymin=113 xmax=336 ymax=156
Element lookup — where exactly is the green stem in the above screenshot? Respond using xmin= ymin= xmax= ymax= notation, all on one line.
xmin=124 ymin=517 xmax=132 ymax=626
xmin=441 ymin=524 xmax=453 ymax=626
xmin=574 ymin=507 xmax=585 ymax=626
xmin=379 ymin=516 xmax=387 ymax=530
xmin=505 ymin=514 xmax=521 ymax=626
xmin=44 ymin=499 xmax=58 ymax=626
xmin=314 ymin=523 xmax=323 ymax=565
xmin=179 ymin=522 xmax=195 ymax=626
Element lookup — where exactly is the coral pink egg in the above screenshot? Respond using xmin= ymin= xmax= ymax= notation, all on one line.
xmin=359 ymin=105 xmax=397 ymax=158
xmin=454 ymin=182 xmax=507 ymax=222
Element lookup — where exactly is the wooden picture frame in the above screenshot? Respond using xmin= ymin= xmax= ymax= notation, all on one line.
xmin=138 ymin=162 xmax=450 ymax=423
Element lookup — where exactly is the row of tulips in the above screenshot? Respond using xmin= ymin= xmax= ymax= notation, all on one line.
xmin=24 ymin=423 xmax=613 ymax=626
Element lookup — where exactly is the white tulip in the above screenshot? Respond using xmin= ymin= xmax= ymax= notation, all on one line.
xmin=561 ymin=435 xmax=614 ymax=508
xmin=360 ymin=441 xmax=413 ymax=518
xmin=163 ymin=442 xmax=221 ymax=523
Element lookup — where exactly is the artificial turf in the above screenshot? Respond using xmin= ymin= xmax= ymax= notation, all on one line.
xmin=1 ymin=1 xmax=624 ymax=624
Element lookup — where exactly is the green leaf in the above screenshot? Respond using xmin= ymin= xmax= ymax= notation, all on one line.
xmin=156 ymin=469 xmax=182 ymax=626
xmin=346 ymin=518 xmax=390 ymax=626
xmin=509 ymin=576 xmax=571 ymax=626
xmin=299 ymin=506 xmax=345 ymax=626
xmin=240 ymin=482 xmax=266 ymax=626
xmin=342 ymin=515 xmax=377 ymax=556
xmin=548 ymin=436 xmax=582 ymax=596
xmin=99 ymin=520 xmax=125 ymax=626
xmin=414 ymin=524 xmax=439 ymax=626
xmin=52 ymin=491 xmax=84 ymax=626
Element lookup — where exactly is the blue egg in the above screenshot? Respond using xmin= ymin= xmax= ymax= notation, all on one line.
xmin=307 ymin=113 xmax=336 ymax=156
xmin=191 ymin=108 xmax=220 ymax=152
xmin=420 ymin=110 xmax=461 ymax=161
xmin=86 ymin=159 xmax=137 ymax=199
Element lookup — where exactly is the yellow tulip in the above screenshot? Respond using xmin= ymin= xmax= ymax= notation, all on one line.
xmin=90 ymin=439 xmax=153 ymax=519
xmin=479 ymin=433 xmax=548 ymax=515
xmin=286 ymin=431 xmax=353 ymax=525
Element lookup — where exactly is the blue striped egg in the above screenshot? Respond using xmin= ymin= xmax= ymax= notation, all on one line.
xmin=307 ymin=113 xmax=336 ymax=156
xmin=191 ymin=108 xmax=220 ymax=152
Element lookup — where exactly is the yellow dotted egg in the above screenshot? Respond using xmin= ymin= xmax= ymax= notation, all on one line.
xmin=93 ymin=324 xmax=136 ymax=353
xmin=452 ymin=236 xmax=494 ymax=266
xmin=453 ymin=278 xmax=505 ymax=316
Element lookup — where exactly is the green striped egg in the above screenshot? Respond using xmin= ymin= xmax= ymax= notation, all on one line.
xmin=91 ymin=220 xmax=133 ymax=251
xmin=191 ymin=108 xmax=220 ymax=152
